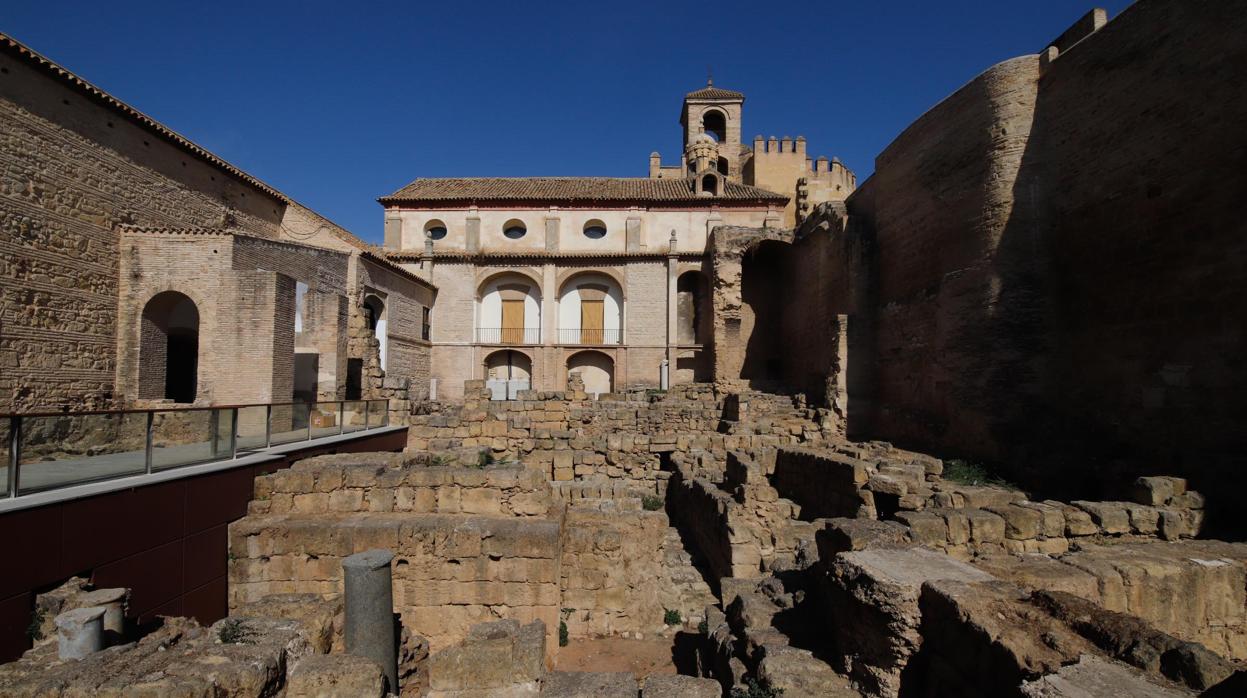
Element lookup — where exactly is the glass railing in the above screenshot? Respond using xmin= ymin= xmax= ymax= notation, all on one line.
xmin=3 ymin=399 xmax=391 ymax=498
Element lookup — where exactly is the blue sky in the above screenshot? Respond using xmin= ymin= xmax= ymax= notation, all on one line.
xmin=4 ymin=0 xmax=1132 ymax=243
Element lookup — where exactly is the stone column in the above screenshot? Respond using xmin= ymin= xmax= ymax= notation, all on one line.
xmin=56 ymin=606 xmax=105 ymax=660
xmin=343 ymin=549 xmax=398 ymax=692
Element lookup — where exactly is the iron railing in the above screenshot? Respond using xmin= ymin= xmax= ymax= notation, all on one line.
xmin=557 ymin=328 xmax=622 ymax=345
xmin=2 ymin=399 xmax=389 ymax=499
xmin=476 ymin=327 xmax=541 ymax=344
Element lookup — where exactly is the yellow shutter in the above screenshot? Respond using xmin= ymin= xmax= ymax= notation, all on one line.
xmin=581 ymin=300 xmax=604 ymax=344
xmin=501 ymin=299 xmax=525 ymax=343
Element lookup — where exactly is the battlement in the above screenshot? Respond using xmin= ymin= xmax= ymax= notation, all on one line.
xmin=752 ymin=134 xmax=807 ymax=156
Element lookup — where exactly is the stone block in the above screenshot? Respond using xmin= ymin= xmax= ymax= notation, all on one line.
xmin=642 ymin=673 xmax=721 ymax=697
xmin=1073 ymin=501 xmax=1130 ymax=535
xmin=543 ymin=671 xmax=636 ymax=697
xmin=1020 ymin=654 xmax=1190 ymax=697
xmin=1124 ymin=504 xmax=1160 ymax=535
xmin=985 ymin=504 xmax=1042 ymax=540
xmin=965 ymin=509 xmax=1006 ymax=544
xmin=286 ymin=654 xmax=386 ymax=697
xmin=895 ymin=510 xmax=948 ymax=547
xmin=1130 ymin=476 xmax=1178 ymax=506
xmin=461 ymin=487 xmax=503 ymax=515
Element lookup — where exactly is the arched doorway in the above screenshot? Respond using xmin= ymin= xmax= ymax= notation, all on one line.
xmin=567 ymin=350 xmax=614 ymax=396
xmin=478 ymin=273 xmax=541 ymax=345
xmin=364 ymin=294 xmax=387 ymax=371
xmin=676 ymin=271 xmax=707 ymax=345
xmin=557 ymin=272 xmax=624 ymax=345
xmin=741 ymin=240 xmax=791 ymax=383
xmin=139 ymin=291 xmax=199 ymax=403
xmin=484 ymin=349 xmax=532 ymax=400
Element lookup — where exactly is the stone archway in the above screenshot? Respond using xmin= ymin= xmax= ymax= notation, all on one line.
xmin=567 ymin=350 xmax=614 ymax=396
xmin=139 ymin=290 xmax=200 ymax=403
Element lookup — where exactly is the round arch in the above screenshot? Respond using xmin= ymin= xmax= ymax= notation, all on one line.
xmin=676 ymin=270 xmax=709 ymax=345
xmin=139 ymin=290 xmax=200 ymax=403
xmin=567 ymin=350 xmax=614 ymax=396
xmin=476 ymin=267 xmax=544 ymax=297
xmin=483 ymin=348 xmax=533 ymax=381
xmin=555 ymin=267 xmax=627 ymax=295
xmin=700 ymin=108 xmax=727 ymax=142
xmin=363 ymin=294 xmax=388 ymax=371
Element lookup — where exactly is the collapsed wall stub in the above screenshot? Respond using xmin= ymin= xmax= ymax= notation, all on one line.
xmin=707 ymin=202 xmax=873 ymax=436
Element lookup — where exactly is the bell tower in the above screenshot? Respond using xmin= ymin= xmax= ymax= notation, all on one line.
xmin=680 ymin=78 xmax=745 ymax=182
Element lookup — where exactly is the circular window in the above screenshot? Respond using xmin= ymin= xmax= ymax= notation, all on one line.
xmin=583 ymin=222 xmax=607 ymax=239
xmin=503 ymin=221 xmax=527 ymax=239
xmin=424 ymin=220 xmax=448 ymax=241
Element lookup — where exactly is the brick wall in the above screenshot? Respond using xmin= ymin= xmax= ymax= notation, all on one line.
xmin=0 ymin=48 xmax=285 ymax=412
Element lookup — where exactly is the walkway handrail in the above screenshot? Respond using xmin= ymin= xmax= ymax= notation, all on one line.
xmin=4 ymin=399 xmax=391 ymax=499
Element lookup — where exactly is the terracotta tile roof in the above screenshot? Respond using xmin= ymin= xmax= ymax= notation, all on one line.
xmin=686 ymin=83 xmax=745 ymax=101
xmin=379 ymin=177 xmax=787 ymax=205
xmin=1 ymin=32 xmax=288 ymax=204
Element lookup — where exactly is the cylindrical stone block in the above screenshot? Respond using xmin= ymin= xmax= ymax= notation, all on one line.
xmin=55 ymin=606 xmax=106 ymax=660
xmin=343 ymin=549 xmax=397 ymax=692
xmin=76 ymin=588 xmax=127 ymax=640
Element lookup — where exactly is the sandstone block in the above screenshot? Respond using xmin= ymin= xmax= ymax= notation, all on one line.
xmin=543 ymin=671 xmax=636 ymax=697
xmin=895 ymin=511 xmax=948 ymax=547
xmin=1124 ymin=504 xmax=1160 ymax=535
xmin=642 ymin=673 xmax=721 ymax=697
xmin=965 ymin=509 xmax=1006 ymax=544
xmin=1073 ymin=501 xmax=1130 ymax=535
xmin=286 ymin=654 xmax=386 ymax=697
xmin=461 ymin=488 xmax=503 ymax=515
xmin=1130 ymin=476 xmax=1178 ymax=506
xmin=986 ymin=504 xmax=1042 ymax=540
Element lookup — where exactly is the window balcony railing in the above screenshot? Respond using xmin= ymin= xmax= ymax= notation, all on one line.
xmin=2 ymin=399 xmax=390 ymax=499
xmin=557 ymin=328 xmax=622 ymax=345
xmin=477 ymin=327 xmax=541 ymax=344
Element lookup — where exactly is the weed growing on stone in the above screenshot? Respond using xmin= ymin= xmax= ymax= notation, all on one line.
xmin=559 ymin=607 xmax=573 ymax=647
xmin=25 ymin=607 xmax=44 ymax=642
xmin=731 ymin=678 xmax=784 ymax=697
xmin=663 ymin=609 xmax=681 ymax=626
xmin=430 ymin=454 xmax=456 ymax=467
xmin=698 ymin=617 xmax=709 ymax=635
xmin=943 ymin=459 xmax=1017 ymax=490
xmin=642 ymin=494 xmax=664 ymax=511
xmin=217 ymin=618 xmax=256 ymax=645
xmin=473 ymin=450 xmax=496 ymax=469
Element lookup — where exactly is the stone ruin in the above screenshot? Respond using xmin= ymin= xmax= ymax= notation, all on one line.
xmin=2 ymin=383 xmax=1245 ymax=696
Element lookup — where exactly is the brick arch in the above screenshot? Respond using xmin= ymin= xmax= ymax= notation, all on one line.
xmin=138 ymin=290 xmax=200 ymax=402
xmin=476 ymin=268 xmax=543 ymax=298
xmin=556 ymin=267 xmax=626 ymax=297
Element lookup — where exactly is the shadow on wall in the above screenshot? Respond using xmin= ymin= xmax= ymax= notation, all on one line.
xmin=740 ymin=240 xmax=792 ymax=389
xmin=983 ymin=0 xmax=1247 ymax=537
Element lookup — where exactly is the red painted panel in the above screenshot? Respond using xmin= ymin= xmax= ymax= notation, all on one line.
xmin=185 ymin=467 xmax=253 ymax=532
xmin=139 ymin=595 xmax=184 ymax=627
xmin=61 ymin=479 xmax=186 ymax=573
xmin=93 ymin=539 xmax=183 ymax=619
xmin=184 ymin=524 xmax=226 ymax=590
xmin=182 ymin=576 xmax=227 ymax=627
xmin=0 ymin=592 xmax=32 ymax=663
xmin=0 ymin=505 xmax=64 ymax=598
